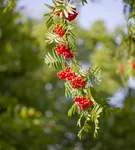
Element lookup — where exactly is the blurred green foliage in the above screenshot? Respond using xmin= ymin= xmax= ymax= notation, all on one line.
xmin=1 ymin=0 xmax=135 ymax=150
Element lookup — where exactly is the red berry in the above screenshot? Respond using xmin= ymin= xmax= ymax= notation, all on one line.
xmin=54 ymin=7 xmax=78 ymax=21
xmin=74 ymin=96 xmax=92 ymax=110
xmin=57 ymin=66 xmax=72 ymax=79
xmin=132 ymin=62 xmax=135 ymax=69
xmin=65 ymin=10 xmax=78 ymax=21
xmin=63 ymin=51 xmax=73 ymax=58
xmin=57 ymin=67 xmax=87 ymax=89
xmin=66 ymin=72 xmax=76 ymax=80
xmin=54 ymin=43 xmax=73 ymax=58
xmin=56 ymin=12 xmax=61 ymax=16
xmin=57 ymin=70 xmax=67 ymax=79
xmin=65 ymin=66 xmax=71 ymax=72
xmin=52 ymin=24 xmax=64 ymax=37
xmin=70 ymin=76 xmax=87 ymax=88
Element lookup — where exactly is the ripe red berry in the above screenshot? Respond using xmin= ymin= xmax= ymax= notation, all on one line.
xmin=53 ymin=7 xmax=78 ymax=21
xmin=54 ymin=43 xmax=73 ymax=58
xmin=65 ymin=8 xmax=78 ymax=21
xmin=56 ymin=11 xmax=61 ymax=17
xmin=57 ymin=70 xmax=67 ymax=79
xmin=74 ymin=96 xmax=92 ymax=110
xmin=57 ymin=66 xmax=71 ymax=79
xmin=66 ymin=72 xmax=76 ymax=80
xmin=132 ymin=62 xmax=135 ymax=69
xmin=63 ymin=51 xmax=73 ymax=58
xmin=57 ymin=67 xmax=87 ymax=89
xmin=52 ymin=24 xmax=64 ymax=37
xmin=70 ymin=76 xmax=87 ymax=88
xmin=54 ymin=43 xmax=68 ymax=54
xmin=65 ymin=66 xmax=71 ymax=72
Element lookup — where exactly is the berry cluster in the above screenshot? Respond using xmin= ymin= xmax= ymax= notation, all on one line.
xmin=52 ymin=24 xmax=64 ymax=37
xmin=65 ymin=8 xmax=78 ymax=21
xmin=55 ymin=8 xmax=78 ymax=21
xmin=70 ymin=76 xmax=87 ymax=88
xmin=57 ymin=66 xmax=87 ymax=88
xmin=52 ymin=5 xmax=90 ymax=111
xmin=57 ymin=66 xmax=76 ymax=79
xmin=54 ymin=43 xmax=73 ymax=58
xmin=74 ymin=96 xmax=92 ymax=110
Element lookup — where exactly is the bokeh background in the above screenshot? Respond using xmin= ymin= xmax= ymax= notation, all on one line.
xmin=1 ymin=0 xmax=135 ymax=150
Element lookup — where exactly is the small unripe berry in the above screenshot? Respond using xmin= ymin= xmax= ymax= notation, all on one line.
xmin=119 ymin=64 xmax=124 ymax=73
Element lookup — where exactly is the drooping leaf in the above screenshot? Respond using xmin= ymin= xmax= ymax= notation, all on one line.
xmin=68 ymin=103 xmax=77 ymax=117
xmin=77 ymin=114 xmax=91 ymax=139
xmin=77 ymin=113 xmax=84 ymax=127
xmin=91 ymin=103 xmax=103 ymax=138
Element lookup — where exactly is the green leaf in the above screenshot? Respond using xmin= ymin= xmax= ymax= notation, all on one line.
xmin=4 ymin=0 xmax=16 ymax=12
xmin=46 ymin=16 xmax=53 ymax=29
xmin=44 ymin=51 xmax=64 ymax=70
xmin=45 ymin=32 xmax=64 ymax=44
xmin=88 ymin=65 xmax=102 ymax=86
xmin=55 ymin=0 xmax=64 ymax=5
xmin=68 ymin=103 xmax=77 ymax=117
xmin=77 ymin=113 xmax=84 ymax=127
xmin=44 ymin=12 xmax=53 ymax=17
xmin=83 ymin=122 xmax=91 ymax=133
xmin=55 ymin=5 xmax=64 ymax=9
xmin=52 ymin=0 xmax=57 ymax=5
xmin=77 ymin=128 xmax=83 ymax=139
xmin=53 ymin=16 xmax=61 ymax=24
xmin=65 ymin=81 xmax=72 ymax=98
xmin=83 ymin=87 xmax=94 ymax=100
xmin=68 ymin=35 xmax=76 ymax=49
xmin=44 ymin=3 xmax=53 ymax=9
xmin=91 ymin=104 xmax=103 ymax=138
xmin=128 ymin=12 xmax=135 ymax=20
xmin=82 ymin=0 xmax=88 ymax=5
xmin=77 ymin=116 xmax=91 ymax=139
xmin=104 ymin=107 xmax=122 ymax=116
xmin=89 ymin=86 xmax=98 ymax=99
xmin=64 ymin=81 xmax=79 ymax=98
